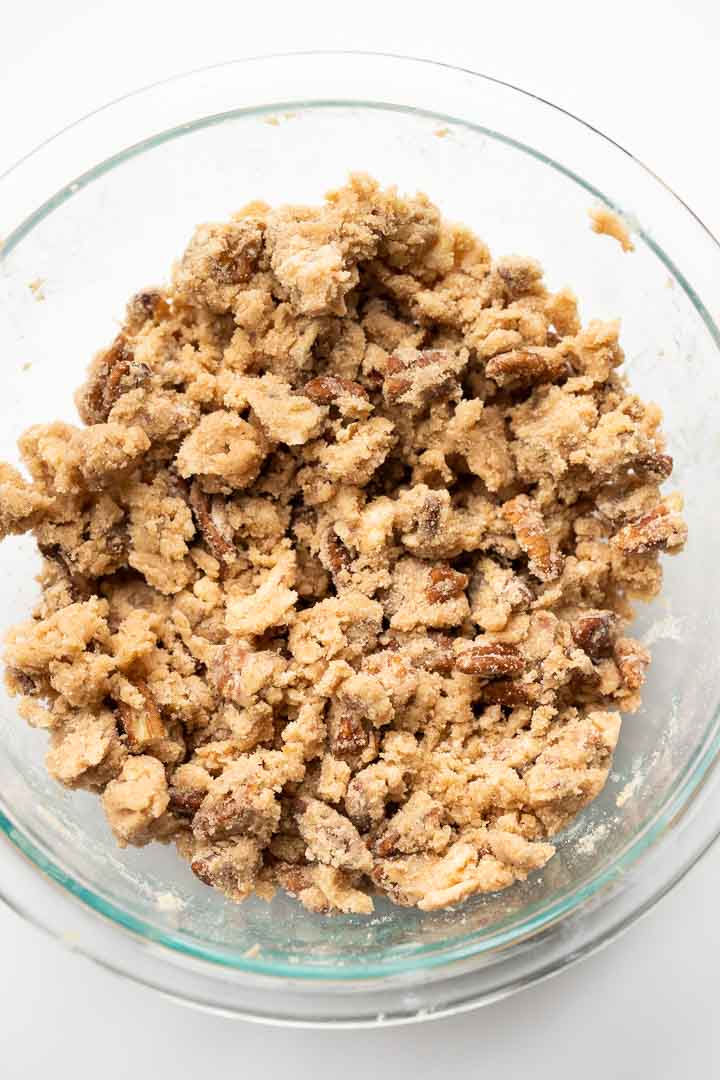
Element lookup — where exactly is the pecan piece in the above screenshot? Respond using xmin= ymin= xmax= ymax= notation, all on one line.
xmin=485 ymin=348 xmax=570 ymax=389
xmin=383 ymin=348 xmax=459 ymax=406
xmin=479 ymin=680 xmax=535 ymax=706
xmin=374 ymin=792 xmax=451 ymax=858
xmin=170 ymin=788 xmax=207 ymax=817
xmin=321 ymin=527 xmax=353 ymax=577
xmin=633 ymin=452 xmax=674 ymax=481
xmin=426 ymin=565 xmax=468 ymax=604
xmin=78 ymin=335 xmax=151 ymax=424
xmin=211 ymin=640 xmax=250 ymax=702
xmin=571 ymin=610 xmax=617 ymax=660
xmin=189 ymin=837 xmax=262 ymax=901
xmin=611 ymin=503 xmax=687 ymax=556
xmin=417 ymin=491 xmax=443 ymax=541
xmin=502 ymin=495 xmax=564 ymax=582
xmin=614 ymin=637 xmax=650 ymax=691
xmin=296 ymin=798 xmax=372 ymax=874
xmin=327 ymin=693 xmax=373 ymax=761
xmin=39 ymin=542 xmax=93 ymax=600
xmin=303 ymin=375 xmax=370 ymax=418
xmin=455 ymin=642 xmax=525 ymax=678
xmin=168 ymin=764 xmax=211 ymax=818
xmin=422 ymin=634 xmax=456 ymax=675
xmin=126 ymin=289 xmax=170 ymax=331
xmin=188 ymin=481 xmax=236 ymax=563
xmin=193 ymin=765 xmax=281 ymax=846
xmin=117 ymin=680 xmax=167 ymax=749
xmin=6 ymin=668 xmax=40 ymax=696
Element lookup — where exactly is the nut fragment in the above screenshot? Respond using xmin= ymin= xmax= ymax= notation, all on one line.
xmin=39 ymin=543 xmax=93 ymax=601
xmin=485 ymin=348 xmax=570 ymax=388
xmin=455 ymin=642 xmax=525 ymax=678
xmin=502 ymin=495 xmax=564 ymax=581
xmin=479 ymin=679 xmax=534 ymax=706
xmin=383 ymin=348 xmax=460 ymax=406
xmin=126 ymin=289 xmax=170 ymax=331
xmin=116 ymin=680 xmax=167 ymax=749
xmin=327 ymin=700 xmax=370 ymax=760
xmin=211 ymin=640 xmax=250 ymax=702
xmin=614 ymin=637 xmax=650 ymax=690
xmin=611 ymin=503 xmax=687 ymax=555
xmin=571 ymin=611 xmax=616 ymax=660
xmin=322 ymin=527 xmax=353 ymax=577
xmin=303 ymin=374 xmax=369 ymax=416
xmin=77 ymin=335 xmax=151 ymax=424
xmin=426 ymin=565 xmax=468 ymax=605
xmin=188 ymin=482 xmax=236 ymax=563
xmin=633 ymin=452 xmax=673 ymax=481
xmin=296 ymin=798 xmax=372 ymax=873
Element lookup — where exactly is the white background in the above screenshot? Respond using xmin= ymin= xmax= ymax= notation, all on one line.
xmin=1 ymin=1 xmax=719 ymax=1074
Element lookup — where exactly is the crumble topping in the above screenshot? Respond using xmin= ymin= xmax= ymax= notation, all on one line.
xmin=0 ymin=174 xmax=686 ymax=913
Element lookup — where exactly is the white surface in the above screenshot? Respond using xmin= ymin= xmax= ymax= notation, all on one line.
xmin=1 ymin=1 xmax=719 ymax=1074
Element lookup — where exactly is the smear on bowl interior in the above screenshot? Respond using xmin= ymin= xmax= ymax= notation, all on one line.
xmin=0 ymin=174 xmax=686 ymax=914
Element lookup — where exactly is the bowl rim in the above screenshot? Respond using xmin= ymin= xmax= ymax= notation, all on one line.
xmin=1 ymin=49 xmax=719 ymax=997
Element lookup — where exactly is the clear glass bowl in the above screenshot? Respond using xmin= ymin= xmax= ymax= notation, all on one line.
xmin=1 ymin=52 xmax=719 ymax=1027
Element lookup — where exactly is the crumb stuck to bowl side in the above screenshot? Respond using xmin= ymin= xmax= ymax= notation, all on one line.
xmin=0 ymin=173 xmax=686 ymax=916
xmin=588 ymin=204 xmax=636 ymax=252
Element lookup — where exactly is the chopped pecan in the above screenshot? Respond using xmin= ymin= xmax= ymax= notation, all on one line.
xmin=211 ymin=640 xmax=250 ymax=702
xmin=38 ymin=543 xmax=93 ymax=600
xmin=327 ymin=699 xmax=370 ymax=760
xmin=611 ymin=503 xmax=687 ymax=556
xmin=6 ymin=668 xmax=40 ymax=696
xmin=189 ymin=837 xmax=262 ymax=900
xmin=188 ymin=482 xmax=236 ymax=562
xmin=571 ymin=610 xmax=616 ymax=660
xmin=126 ymin=289 xmax=170 ymax=331
xmin=426 ymin=565 xmax=469 ymax=604
xmin=296 ymin=798 xmax=372 ymax=873
xmin=479 ymin=679 xmax=535 ymax=706
xmin=322 ymin=527 xmax=353 ymax=576
xmin=374 ymin=792 xmax=451 ymax=858
xmin=273 ymin=862 xmax=314 ymax=898
xmin=614 ymin=637 xmax=650 ymax=691
xmin=117 ymin=680 xmax=167 ymax=749
xmin=78 ymin=335 xmax=151 ymax=424
xmin=455 ymin=642 xmax=525 ymax=678
xmin=383 ymin=349 xmax=459 ymax=406
xmin=633 ymin=452 xmax=674 ymax=481
xmin=502 ymin=495 xmax=564 ymax=581
xmin=385 ymin=352 xmax=433 ymax=375
xmin=170 ymin=787 xmax=207 ymax=817
xmin=422 ymin=634 xmax=456 ymax=675
xmin=304 ymin=375 xmax=369 ymax=407
xmin=485 ymin=349 xmax=570 ymax=388
xmin=417 ymin=491 xmax=443 ymax=541
xmin=189 ymin=856 xmax=215 ymax=886
xmin=193 ymin=768 xmax=280 ymax=846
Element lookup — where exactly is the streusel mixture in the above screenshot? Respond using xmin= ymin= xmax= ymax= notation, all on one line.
xmin=0 ymin=176 xmax=686 ymax=913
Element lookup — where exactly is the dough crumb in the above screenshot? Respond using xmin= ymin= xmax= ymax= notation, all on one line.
xmin=589 ymin=205 xmax=636 ymax=252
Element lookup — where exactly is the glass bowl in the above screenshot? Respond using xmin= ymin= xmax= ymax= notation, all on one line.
xmin=1 ymin=52 xmax=719 ymax=1027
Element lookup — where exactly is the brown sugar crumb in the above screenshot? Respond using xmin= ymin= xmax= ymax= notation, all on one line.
xmin=589 ymin=205 xmax=636 ymax=253
xmin=0 ymin=173 xmax=686 ymax=914
xmin=28 ymin=278 xmax=46 ymax=301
